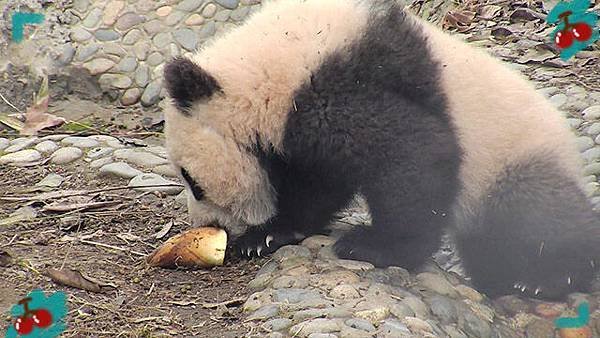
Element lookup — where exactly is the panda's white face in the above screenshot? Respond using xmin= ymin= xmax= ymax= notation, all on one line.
xmin=164 ymin=99 xmax=276 ymax=237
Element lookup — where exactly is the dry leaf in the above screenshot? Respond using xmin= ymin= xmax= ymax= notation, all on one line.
xmin=45 ymin=268 xmax=103 ymax=292
xmin=0 ymin=206 xmax=38 ymax=226
xmin=43 ymin=200 xmax=120 ymax=213
xmin=510 ymin=8 xmax=546 ymax=23
xmin=478 ymin=5 xmax=503 ymax=20
xmin=147 ymin=227 xmax=227 ymax=268
xmin=154 ymin=220 xmax=174 ymax=239
xmin=21 ymin=75 xmax=65 ymax=136
xmin=491 ymin=27 xmax=515 ymax=39
xmin=444 ymin=10 xmax=476 ymax=30
xmin=0 ymin=249 xmax=14 ymax=267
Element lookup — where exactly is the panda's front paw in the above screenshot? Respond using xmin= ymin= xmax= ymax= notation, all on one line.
xmin=230 ymin=227 xmax=305 ymax=259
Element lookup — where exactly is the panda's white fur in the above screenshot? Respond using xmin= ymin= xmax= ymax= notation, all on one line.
xmin=164 ymin=0 xmax=599 ymax=300
xmin=416 ymin=16 xmax=585 ymax=230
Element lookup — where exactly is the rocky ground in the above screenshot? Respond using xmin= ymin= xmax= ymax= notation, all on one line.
xmin=1 ymin=103 xmax=600 ymax=338
xmin=2 ymin=1 xmax=600 ymax=337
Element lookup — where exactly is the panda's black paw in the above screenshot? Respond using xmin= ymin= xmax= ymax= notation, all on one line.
xmin=333 ymin=228 xmax=439 ymax=270
xmin=507 ymin=262 xmax=595 ymax=300
xmin=230 ymin=227 xmax=306 ymax=259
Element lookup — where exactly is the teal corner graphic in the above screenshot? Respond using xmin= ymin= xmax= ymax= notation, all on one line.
xmin=546 ymin=0 xmax=599 ymax=60
xmin=555 ymin=301 xmax=590 ymax=329
xmin=11 ymin=12 xmax=45 ymax=43
xmin=5 ymin=289 xmax=68 ymax=338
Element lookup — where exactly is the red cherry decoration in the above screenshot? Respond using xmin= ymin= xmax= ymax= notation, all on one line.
xmin=32 ymin=309 xmax=53 ymax=328
xmin=572 ymin=22 xmax=593 ymax=42
xmin=555 ymin=30 xmax=574 ymax=49
xmin=14 ymin=316 xmax=35 ymax=335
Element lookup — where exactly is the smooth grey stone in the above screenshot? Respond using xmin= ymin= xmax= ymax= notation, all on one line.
xmin=35 ymin=140 xmax=59 ymax=154
xmin=582 ymin=105 xmax=600 ymax=120
xmin=135 ymin=64 xmax=150 ymax=87
xmin=50 ymin=147 xmax=83 ymax=164
xmin=76 ymin=43 xmax=99 ymax=62
xmin=95 ymin=29 xmax=121 ymax=41
xmin=62 ymin=136 xmax=100 ymax=148
xmin=261 ymin=318 xmax=292 ymax=332
xmin=345 ymin=318 xmax=376 ymax=332
xmin=90 ymin=157 xmax=113 ymax=169
xmin=83 ymin=7 xmax=102 ymax=28
xmin=100 ymin=162 xmax=143 ymax=179
xmin=113 ymin=149 xmax=169 ymax=167
xmin=575 ymin=136 xmax=595 ymax=152
xmin=427 ymin=295 xmax=458 ymax=325
xmin=0 ymin=138 xmax=9 ymax=151
xmin=214 ymin=9 xmax=232 ymax=21
xmin=199 ymin=21 xmax=216 ymax=39
xmin=416 ymin=272 xmax=457 ymax=297
xmin=165 ymin=11 xmax=186 ymax=26
xmin=215 ymin=0 xmax=240 ymax=9
xmin=141 ymin=81 xmax=163 ymax=106
xmin=273 ymin=288 xmax=321 ymax=304
xmin=5 ymin=137 xmax=38 ymax=153
xmin=0 ymin=149 xmax=41 ymax=164
xmin=461 ymin=311 xmax=492 ymax=338
xmin=117 ymin=57 xmax=138 ymax=72
xmin=177 ymin=0 xmax=204 ymax=11
xmin=128 ymin=173 xmax=183 ymax=195
xmin=115 ymin=12 xmax=145 ymax=31
xmin=58 ymin=43 xmax=76 ymax=64
xmin=71 ymin=27 xmax=93 ymax=42
xmin=173 ymin=28 xmax=198 ymax=51
xmin=99 ymin=74 xmax=133 ymax=89
xmin=83 ymin=58 xmax=116 ymax=75
xmin=290 ymin=319 xmax=341 ymax=337
xmin=582 ymin=147 xmax=600 ymax=163
xmin=246 ymin=304 xmax=279 ymax=321
xmin=153 ymin=32 xmax=171 ymax=48
xmin=123 ymin=29 xmax=142 ymax=44
xmin=35 ymin=173 xmax=64 ymax=188
xmin=273 ymin=245 xmax=312 ymax=261
xmin=147 ymin=52 xmax=164 ymax=66
xmin=378 ymin=319 xmax=412 ymax=337
xmin=230 ymin=5 xmax=250 ymax=21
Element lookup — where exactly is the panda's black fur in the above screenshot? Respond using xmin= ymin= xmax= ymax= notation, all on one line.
xmin=164 ymin=1 xmax=599 ymax=300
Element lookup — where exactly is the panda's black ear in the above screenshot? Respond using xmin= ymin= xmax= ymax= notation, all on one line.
xmin=164 ymin=57 xmax=221 ymax=113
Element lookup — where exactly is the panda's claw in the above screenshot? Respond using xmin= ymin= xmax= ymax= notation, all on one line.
xmin=535 ymin=287 xmax=541 ymax=295
xmin=257 ymin=246 xmax=263 ymax=257
xmin=265 ymin=235 xmax=273 ymax=248
xmin=247 ymin=247 xmax=253 ymax=257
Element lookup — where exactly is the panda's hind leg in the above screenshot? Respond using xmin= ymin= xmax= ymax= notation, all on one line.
xmin=455 ymin=154 xmax=599 ymax=300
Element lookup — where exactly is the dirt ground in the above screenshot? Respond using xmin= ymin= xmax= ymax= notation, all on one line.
xmin=0 ymin=160 xmax=267 ymax=337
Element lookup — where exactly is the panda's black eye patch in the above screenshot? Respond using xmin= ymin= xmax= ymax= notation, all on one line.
xmin=181 ymin=168 xmax=205 ymax=200
xmin=164 ymin=57 xmax=221 ymax=114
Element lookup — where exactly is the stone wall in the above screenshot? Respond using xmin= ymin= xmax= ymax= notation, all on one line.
xmin=0 ymin=0 xmax=261 ymax=108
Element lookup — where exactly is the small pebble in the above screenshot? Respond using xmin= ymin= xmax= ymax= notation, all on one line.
xmin=35 ymin=173 xmax=64 ymax=188
xmin=128 ymin=173 xmax=183 ymax=195
xmin=61 ymin=136 xmax=99 ymax=148
xmin=100 ymin=162 xmax=143 ymax=179
xmin=0 ymin=149 xmax=41 ymax=164
xmin=50 ymin=147 xmax=83 ymax=164
xmin=34 ymin=140 xmax=59 ymax=154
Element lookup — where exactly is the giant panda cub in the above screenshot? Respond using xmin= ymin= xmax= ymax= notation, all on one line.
xmin=163 ymin=0 xmax=600 ymax=300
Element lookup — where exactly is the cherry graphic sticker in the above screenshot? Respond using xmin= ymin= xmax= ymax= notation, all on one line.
xmin=547 ymin=0 xmax=599 ymax=60
xmin=5 ymin=289 xmax=67 ymax=338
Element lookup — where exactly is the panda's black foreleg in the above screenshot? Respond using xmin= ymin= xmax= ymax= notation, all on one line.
xmin=334 ymin=162 xmax=460 ymax=270
xmin=233 ymin=167 xmax=354 ymax=258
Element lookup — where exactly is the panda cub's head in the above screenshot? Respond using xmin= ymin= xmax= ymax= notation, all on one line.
xmin=163 ymin=56 xmax=276 ymax=237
